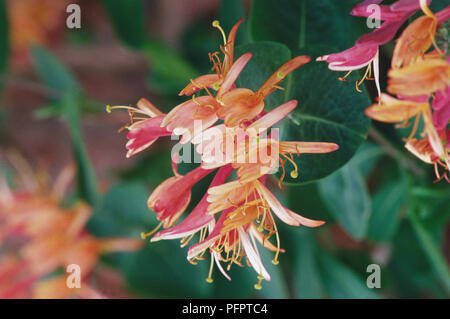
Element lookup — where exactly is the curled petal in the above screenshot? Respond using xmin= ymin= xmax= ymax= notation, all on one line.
xmin=238 ymin=227 xmax=270 ymax=281
xmin=285 ymin=209 xmax=325 ymax=227
xmin=317 ymin=44 xmax=378 ymax=71
xmin=257 ymin=56 xmax=311 ymax=98
xmin=388 ymin=59 xmax=450 ymax=96
xmin=179 ymin=74 xmax=221 ymax=96
xmin=162 ymin=96 xmax=219 ymax=144
xmin=218 ymin=88 xmax=264 ymax=127
xmin=249 ymin=100 xmax=298 ymax=131
xmin=365 ymin=93 xmax=425 ymax=123
xmin=218 ymin=53 xmax=252 ymax=98
xmin=136 ymin=98 xmax=164 ymax=117
xmin=392 ymin=15 xmax=437 ymax=69
xmin=279 ymin=141 xmax=339 ymax=154
xmin=254 ymin=181 xmax=300 ymax=226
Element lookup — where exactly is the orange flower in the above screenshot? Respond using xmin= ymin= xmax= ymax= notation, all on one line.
xmin=8 ymin=0 xmax=69 ymax=65
xmin=217 ymin=56 xmax=311 ymax=126
xmin=0 ymin=158 xmax=142 ymax=298
xmin=387 ymin=57 xmax=450 ymax=96
xmin=391 ymin=0 xmax=438 ymax=69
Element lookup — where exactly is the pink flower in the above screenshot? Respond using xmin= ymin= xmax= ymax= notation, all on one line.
xmin=317 ymin=0 xmax=433 ymax=96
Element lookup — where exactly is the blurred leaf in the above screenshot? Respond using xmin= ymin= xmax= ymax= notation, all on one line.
xmin=125 ymin=243 xmax=211 ymax=298
xmin=0 ymin=0 xmax=9 ymax=83
xmin=318 ymin=252 xmax=379 ymax=298
xmin=249 ymin=0 xmax=362 ymax=50
xmin=367 ymin=169 xmax=408 ymax=242
xmin=409 ymin=204 xmax=450 ymax=296
xmin=31 ymin=46 xmax=99 ymax=206
xmin=61 ymin=91 xmax=100 ymax=206
xmin=101 ymin=0 xmax=146 ymax=49
xmin=219 ymin=0 xmax=249 ymax=45
xmin=317 ymin=154 xmax=371 ymax=240
xmin=31 ymin=45 xmax=80 ymax=96
xmin=88 ymin=182 xmax=154 ymax=237
xmin=280 ymin=47 xmax=371 ymax=183
xmin=388 ymin=221 xmax=447 ymax=298
xmin=144 ymin=41 xmax=198 ymax=94
xmin=349 ymin=142 xmax=383 ymax=178
xmin=292 ymin=229 xmax=325 ymax=298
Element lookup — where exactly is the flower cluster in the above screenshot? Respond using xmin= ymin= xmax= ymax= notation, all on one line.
xmin=109 ymin=20 xmax=339 ymax=288
xmin=319 ymin=0 xmax=450 ymax=182
xmin=7 ymin=0 xmax=70 ymax=66
xmin=0 ymin=156 xmax=141 ymax=298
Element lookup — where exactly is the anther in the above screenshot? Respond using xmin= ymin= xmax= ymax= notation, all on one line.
xmin=290 ymin=170 xmax=298 ymax=179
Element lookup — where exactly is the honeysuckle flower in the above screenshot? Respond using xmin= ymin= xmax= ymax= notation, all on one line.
xmin=107 ymin=98 xmax=170 ymax=158
xmin=179 ymin=19 xmax=244 ymax=96
xmin=195 ymin=100 xmax=339 ymax=183
xmin=143 ymin=157 xmax=215 ymax=232
xmin=150 ymin=165 xmax=234 ymax=242
xmin=186 ymin=177 xmax=325 ymax=288
xmin=111 ymin=18 xmax=341 ymax=288
xmin=0 ymin=158 xmax=142 ymax=299
xmin=391 ymin=1 xmax=450 ymax=68
xmin=316 ymin=0 xmax=438 ymax=96
xmin=432 ymin=86 xmax=450 ymax=131
xmin=8 ymin=0 xmax=69 ymax=66
xmin=387 ymin=56 xmax=450 ymax=96
xmin=217 ymin=56 xmax=311 ymax=127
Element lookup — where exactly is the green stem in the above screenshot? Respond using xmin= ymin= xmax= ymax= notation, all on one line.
xmin=409 ymin=206 xmax=450 ymax=295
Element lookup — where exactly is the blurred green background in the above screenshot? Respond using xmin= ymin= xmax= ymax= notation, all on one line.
xmin=0 ymin=0 xmax=449 ymax=298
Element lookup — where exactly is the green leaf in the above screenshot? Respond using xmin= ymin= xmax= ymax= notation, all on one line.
xmin=317 ymin=154 xmax=371 ymax=240
xmin=143 ymin=40 xmax=198 ymax=94
xmin=101 ymin=0 xmax=146 ymax=49
xmin=249 ymin=0 xmax=362 ymax=50
xmin=280 ymin=47 xmax=371 ymax=183
xmin=219 ymin=0 xmax=249 ymax=45
xmin=88 ymin=182 xmax=154 ymax=237
xmin=31 ymin=46 xmax=99 ymax=206
xmin=409 ymin=205 xmax=450 ymax=295
xmin=31 ymin=45 xmax=80 ymax=96
xmin=0 ymin=0 xmax=9 ymax=81
xmin=388 ymin=221 xmax=448 ymax=297
xmin=61 ymin=91 xmax=100 ymax=206
xmin=292 ymin=229 xmax=325 ymax=298
xmin=318 ymin=252 xmax=379 ymax=299
xmin=367 ymin=172 xmax=408 ymax=242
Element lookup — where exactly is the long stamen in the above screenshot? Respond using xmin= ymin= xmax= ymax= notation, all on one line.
xmin=281 ymin=153 xmax=298 ymax=178
xmin=212 ymin=20 xmax=227 ymax=46
xmin=206 ymin=253 xmax=214 ymax=283
xmin=106 ymin=105 xmax=149 ymax=116
xmin=338 ymin=70 xmax=352 ymax=82
xmin=141 ymin=221 xmax=163 ymax=240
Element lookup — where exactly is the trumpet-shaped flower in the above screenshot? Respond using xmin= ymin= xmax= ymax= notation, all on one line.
xmin=316 ymin=0 xmax=440 ymax=96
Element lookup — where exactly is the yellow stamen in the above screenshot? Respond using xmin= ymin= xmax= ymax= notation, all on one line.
xmin=212 ymin=20 xmax=227 ymax=46
xmin=140 ymin=221 xmax=164 ymax=240
xmin=338 ymin=70 xmax=353 ymax=82
xmin=420 ymin=0 xmax=434 ymax=18
xmin=206 ymin=254 xmax=214 ymax=283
